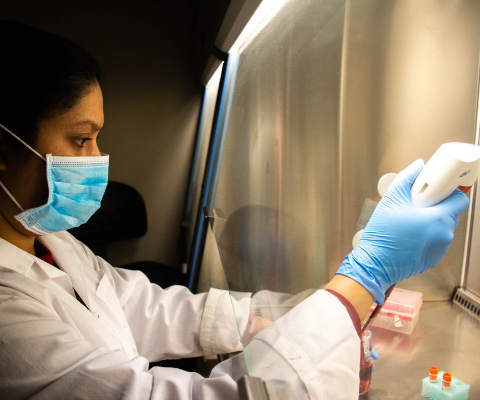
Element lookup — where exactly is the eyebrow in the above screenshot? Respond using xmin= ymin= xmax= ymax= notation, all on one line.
xmin=73 ymin=120 xmax=104 ymax=132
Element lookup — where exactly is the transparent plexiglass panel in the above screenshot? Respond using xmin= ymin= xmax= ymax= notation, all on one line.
xmin=206 ymin=0 xmax=480 ymax=388
xmin=213 ymin=0 xmax=348 ymax=295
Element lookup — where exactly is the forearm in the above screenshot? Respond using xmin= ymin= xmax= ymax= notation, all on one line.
xmin=325 ymin=274 xmax=374 ymax=321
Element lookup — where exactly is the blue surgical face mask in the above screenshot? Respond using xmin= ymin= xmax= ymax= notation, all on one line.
xmin=0 ymin=124 xmax=109 ymax=235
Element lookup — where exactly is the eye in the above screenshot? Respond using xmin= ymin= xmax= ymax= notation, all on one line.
xmin=74 ymin=137 xmax=91 ymax=148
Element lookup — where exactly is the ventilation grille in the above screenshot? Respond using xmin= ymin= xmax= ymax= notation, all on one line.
xmin=453 ymin=288 xmax=480 ymax=321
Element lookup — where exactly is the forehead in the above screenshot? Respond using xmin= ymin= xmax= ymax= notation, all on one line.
xmin=62 ymin=82 xmax=104 ymax=128
xmin=40 ymin=82 xmax=104 ymax=133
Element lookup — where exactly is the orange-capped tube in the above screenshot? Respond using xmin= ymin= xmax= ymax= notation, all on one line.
xmin=429 ymin=366 xmax=439 ymax=383
xmin=443 ymin=373 xmax=452 ymax=391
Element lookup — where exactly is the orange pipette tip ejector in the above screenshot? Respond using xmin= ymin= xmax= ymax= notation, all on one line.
xmin=458 ymin=185 xmax=473 ymax=193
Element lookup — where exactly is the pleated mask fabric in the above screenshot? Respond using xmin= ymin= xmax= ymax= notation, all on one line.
xmin=0 ymin=123 xmax=109 ymax=235
xmin=14 ymin=154 xmax=109 ymax=235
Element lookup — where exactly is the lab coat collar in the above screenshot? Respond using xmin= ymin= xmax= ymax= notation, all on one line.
xmin=0 ymin=237 xmax=37 ymax=275
xmin=0 ymin=235 xmax=80 ymax=293
xmin=0 ymin=236 xmax=67 ymax=281
xmin=39 ymin=233 xmax=92 ymax=310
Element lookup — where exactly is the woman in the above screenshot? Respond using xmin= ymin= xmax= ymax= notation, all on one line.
xmin=0 ymin=20 xmax=469 ymax=399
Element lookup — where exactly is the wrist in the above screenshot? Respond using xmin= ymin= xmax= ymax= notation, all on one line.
xmin=336 ymin=253 xmax=386 ymax=304
xmin=242 ymin=313 xmax=273 ymax=346
xmin=325 ymin=274 xmax=375 ymax=320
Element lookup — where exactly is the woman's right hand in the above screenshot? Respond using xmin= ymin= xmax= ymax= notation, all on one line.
xmin=336 ymin=159 xmax=469 ymax=304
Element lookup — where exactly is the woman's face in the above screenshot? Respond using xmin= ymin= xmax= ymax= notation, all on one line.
xmin=0 ymin=81 xmax=104 ymax=237
xmin=36 ymin=81 xmax=104 ymax=159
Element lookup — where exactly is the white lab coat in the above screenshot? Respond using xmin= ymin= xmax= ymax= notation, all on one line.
xmin=0 ymin=231 xmax=360 ymax=400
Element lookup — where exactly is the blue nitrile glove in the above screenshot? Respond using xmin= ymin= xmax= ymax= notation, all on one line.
xmin=337 ymin=159 xmax=469 ymax=304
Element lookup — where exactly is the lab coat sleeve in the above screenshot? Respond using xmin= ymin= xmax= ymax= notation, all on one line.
xmin=94 ymin=256 xmax=251 ymax=361
xmin=0 ymin=274 xmax=358 ymax=400
xmin=249 ymin=288 xmax=317 ymax=320
xmin=0 ymin=281 xmax=240 ymax=400
xmin=89 ymin=246 xmax=360 ymax=399
xmin=149 ymin=289 xmax=360 ymax=400
xmin=231 ymin=290 xmax=361 ymax=400
xmin=103 ymin=266 xmax=360 ymax=398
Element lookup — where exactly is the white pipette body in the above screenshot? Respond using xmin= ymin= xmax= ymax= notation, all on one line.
xmin=411 ymin=142 xmax=480 ymax=208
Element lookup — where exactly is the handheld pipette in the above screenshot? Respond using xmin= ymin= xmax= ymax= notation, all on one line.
xmin=362 ymin=142 xmax=480 ymax=333
xmin=411 ymin=142 xmax=480 ymax=207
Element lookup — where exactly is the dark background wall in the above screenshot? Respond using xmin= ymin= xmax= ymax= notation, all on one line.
xmin=0 ymin=0 xmax=213 ymax=269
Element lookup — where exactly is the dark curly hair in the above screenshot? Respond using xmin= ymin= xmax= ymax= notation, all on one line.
xmin=0 ymin=20 xmax=102 ymax=156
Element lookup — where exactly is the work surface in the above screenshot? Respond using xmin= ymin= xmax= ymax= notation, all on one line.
xmin=360 ymin=301 xmax=480 ymax=399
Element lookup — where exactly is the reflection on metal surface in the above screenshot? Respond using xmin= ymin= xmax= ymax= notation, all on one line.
xmin=215 ymin=0 xmax=347 ymax=293
xmin=216 ymin=205 xmax=310 ymax=293
xmin=211 ymin=0 xmax=480 ymax=299
xmin=335 ymin=0 xmax=480 ymax=299
xmin=233 ymin=0 xmax=290 ymax=53
xmin=363 ymin=302 xmax=480 ymax=399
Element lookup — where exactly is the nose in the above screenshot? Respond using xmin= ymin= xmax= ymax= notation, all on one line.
xmin=90 ymin=139 xmax=102 ymax=157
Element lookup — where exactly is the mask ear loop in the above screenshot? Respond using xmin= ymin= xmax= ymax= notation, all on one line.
xmin=0 ymin=180 xmax=25 ymax=212
xmin=0 ymin=124 xmax=46 ymax=212
xmin=0 ymin=124 xmax=46 ymax=161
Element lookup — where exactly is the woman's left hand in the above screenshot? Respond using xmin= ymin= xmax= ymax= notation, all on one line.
xmin=242 ymin=313 xmax=274 ymax=346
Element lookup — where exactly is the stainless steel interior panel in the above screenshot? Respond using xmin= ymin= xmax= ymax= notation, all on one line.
xmin=341 ymin=0 xmax=480 ymax=300
xmin=211 ymin=0 xmax=480 ymax=299
xmin=465 ymin=185 xmax=480 ymax=297
xmin=365 ymin=302 xmax=480 ymax=399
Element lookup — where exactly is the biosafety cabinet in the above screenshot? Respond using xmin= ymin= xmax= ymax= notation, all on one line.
xmin=183 ymin=0 xmax=480 ymax=398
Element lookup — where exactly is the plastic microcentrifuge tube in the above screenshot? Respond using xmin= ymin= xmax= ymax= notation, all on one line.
xmin=443 ymin=373 xmax=452 ymax=391
xmin=429 ymin=366 xmax=438 ymax=383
